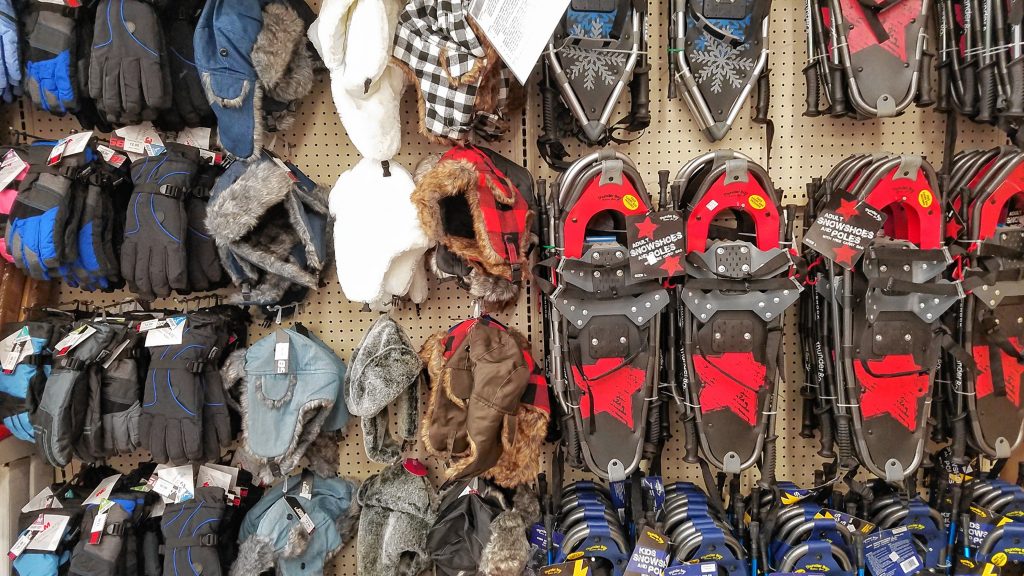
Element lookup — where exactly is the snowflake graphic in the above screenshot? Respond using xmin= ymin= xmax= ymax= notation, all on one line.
xmin=690 ymin=32 xmax=754 ymax=93
xmin=562 ymin=44 xmax=627 ymax=89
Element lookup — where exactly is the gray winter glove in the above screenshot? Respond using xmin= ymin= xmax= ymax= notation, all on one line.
xmin=161 ymin=487 xmax=225 ymax=576
xmin=68 ymin=497 xmax=136 ymax=576
xmin=88 ymin=0 xmax=170 ymax=124
xmin=139 ymin=313 xmax=219 ymax=463
xmin=121 ymin=143 xmax=199 ymax=299
xmin=101 ymin=329 xmax=143 ymax=456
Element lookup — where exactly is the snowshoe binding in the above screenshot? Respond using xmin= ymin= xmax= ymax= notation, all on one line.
xmin=672 ymin=151 xmax=800 ymax=478
xmin=546 ymin=150 xmax=669 ymax=480
xmin=669 ymin=0 xmax=772 ymax=139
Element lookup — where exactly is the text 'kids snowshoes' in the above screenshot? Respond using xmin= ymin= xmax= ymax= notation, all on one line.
xmin=545 ymin=150 xmax=668 ymax=480
xmin=669 ymin=0 xmax=772 ymax=139
xmin=804 ymin=0 xmax=935 ymax=118
xmin=805 ymin=154 xmax=960 ymax=482
xmin=671 ymin=151 xmax=799 ymax=480
xmin=539 ymin=1 xmax=651 ymax=169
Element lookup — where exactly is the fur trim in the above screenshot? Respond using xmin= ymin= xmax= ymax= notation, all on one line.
xmin=206 ymin=160 xmax=294 ymax=244
xmin=306 ymin=430 xmax=342 ymax=479
xmin=414 ymin=154 xmax=442 ymax=182
xmin=266 ymin=44 xmax=315 ymax=104
xmin=482 ymin=404 xmax=548 ymax=488
xmin=418 ymin=330 xmax=449 ymax=462
xmin=513 ymin=485 xmax=542 ymax=526
xmin=201 ymin=73 xmax=251 ymax=109
xmin=282 ymin=522 xmax=311 ymax=558
xmin=230 ymin=536 xmax=276 ymax=576
xmin=252 ymin=3 xmax=306 ymax=89
xmin=337 ymin=481 xmax=362 ymax=545
xmin=479 ymin=509 xmax=529 ymax=576
xmin=468 ymin=270 xmax=519 ymax=310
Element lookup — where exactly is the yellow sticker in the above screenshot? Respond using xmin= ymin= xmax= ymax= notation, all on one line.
xmin=566 ymin=551 xmax=583 ymax=561
xmin=992 ymin=552 xmax=1008 ymax=567
xmin=748 ymin=194 xmax=767 ymax=210
xmin=623 ymin=194 xmax=639 ymax=211
xmin=919 ymin=189 xmax=934 ymax=208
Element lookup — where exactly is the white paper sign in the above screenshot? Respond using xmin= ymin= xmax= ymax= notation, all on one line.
xmin=112 ymin=123 xmax=164 ymax=155
xmin=26 ymin=514 xmax=70 ymax=551
xmin=0 ymin=149 xmax=28 ymax=190
xmin=196 ymin=466 xmax=232 ymax=493
xmin=22 ymin=487 xmax=61 ymax=513
xmin=468 ymin=0 xmax=572 ymax=85
xmin=145 ymin=316 xmax=186 ymax=347
xmin=83 ymin=474 xmax=122 ymax=506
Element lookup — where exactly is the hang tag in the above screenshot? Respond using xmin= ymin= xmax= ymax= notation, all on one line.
xmin=8 ymin=531 xmax=34 ymax=560
xmin=201 ymin=463 xmax=240 ymax=490
xmin=641 ymin=476 xmax=666 ymax=519
xmin=539 ymin=559 xmax=595 ymax=575
xmin=284 ymin=496 xmax=316 ymax=534
xmin=802 ymin=191 xmax=888 ymax=269
xmin=625 ymin=210 xmax=686 ymax=279
xmin=174 ymin=127 xmax=212 ymax=150
xmin=62 ymin=131 xmax=93 ymax=157
xmin=1 ymin=326 xmax=32 ymax=373
xmin=145 ymin=316 xmax=187 ymax=347
xmin=137 ymin=318 xmax=170 ymax=332
xmin=937 ymin=446 xmax=976 ymax=484
xmin=966 ymin=504 xmax=1010 ymax=547
xmin=467 ymin=0 xmax=571 ymax=85
xmin=665 ymin=561 xmax=720 ymax=576
xmin=55 ymin=325 xmax=97 ymax=357
xmin=87 ymin=501 xmax=114 ymax=545
xmin=83 ymin=474 xmax=121 ymax=505
xmin=101 ymin=338 xmax=133 ymax=370
xmin=46 ymin=139 xmax=69 ymax=166
xmin=26 ymin=514 xmax=70 ymax=551
xmin=275 ymin=331 xmax=290 ymax=374
xmin=609 ymin=480 xmax=628 ymax=524
xmin=528 ymin=523 xmax=564 ymax=549
xmin=196 ymin=466 xmax=233 ymax=493
xmin=624 ymin=528 xmax=671 ymax=576
xmin=22 ymin=487 xmax=61 ymax=513
xmin=111 ymin=123 xmax=163 ymax=155
xmin=269 ymin=154 xmax=299 ymax=182
xmin=403 ymin=458 xmax=428 ymax=477
xmin=0 ymin=149 xmax=28 ymax=190
xmin=864 ymin=527 xmax=923 ymax=576
xmin=814 ymin=508 xmax=877 ymax=535
xmin=299 ymin=471 xmax=314 ymax=500
xmin=96 ymin=145 xmax=127 ymax=168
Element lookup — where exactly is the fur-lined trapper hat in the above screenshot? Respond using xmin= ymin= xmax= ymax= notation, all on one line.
xmin=345 ymin=315 xmax=423 ymax=463
xmin=420 ymin=316 xmax=550 ymax=488
xmin=309 ymin=0 xmax=406 ymax=161
xmin=221 ymin=326 xmax=347 ymax=485
xmin=412 ymin=147 xmax=536 ymax=310
xmin=231 ymin=473 xmax=359 ymax=576
xmin=356 ymin=462 xmax=437 ymax=576
xmin=196 ymin=0 xmax=315 ymax=159
xmin=392 ymin=0 xmax=511 ymax=143
xmin=206 ymin=153 xmax=333 ymax=306
xmin=330 ymin=159 xmax=431 ymax=309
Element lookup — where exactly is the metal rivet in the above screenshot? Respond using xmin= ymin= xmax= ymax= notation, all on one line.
xmin=718 ymin=265 xmax=726 ymax=273
xmin=773 ymin=297 xmax=780 ymax=303
xmin=592 ymin=338 xmax=599 ymax=346
xmin=717 ymin=248 xmax=725 ymax=255
xmin=765 ymin=313 xmax=773 ymax=319
xmin=582 ymin=310 xmax=589 ymax=316
xmin=594 ymin=271 xmax=601 ymax=278
xmin=593 ymin=252 xmax=600 ymax=260
xmin=880 ymin=265 xmax=888 ymax=272
xmin=903 ymin=265 xmax=911 ymax=272
xmin=700 ymin=314 xmax=707 ymax=320
xmin=615 ymin=251 xmax=623 ymax=258
xmin=577 ymin=320 xmax=583 ymax=326
xmin=992 ymin=300 xmax=998 ymax=306
xmin=631 ymin=306 xmax=637 ymax=312
xmin=741 ymin=264 xmax=750 ymax=272
xmin=654 ymin=294 xmax=661 ymax=301
xmin=743 ymin=333 xmax=752 ymax=340
xmin=919 ymin=302 xmax=925 ymax=309
xmin=783 ymin=290 xmax=790 ymax=296
xmin=715 ymin=333 xmax=722 ymax=339
xmin=875 ymin=335 xmax=883 ymax=341
xmin=620 ymin=337 xmax=627 ymax=344
xmin=926 ymin=313 xmax=933 ymax=320
xmin=706 ymin=303 xmax=712 ymax=309
xmin=637 ymin=316 xmax=644 ymax=322
xmin=645 ymin=302 xmax=651 ymax=308
xmin=904 ymin=334 xmax=912 ymax=341
xmin=758 ymin=302 xmax=765 ymax=308
xmin=617 ymin=270 xmax=624 ymax=277
xmin=740 ymin=246 xmax=749 ymax=254
xmin=570 ymin=305 xmax=576 ymax=311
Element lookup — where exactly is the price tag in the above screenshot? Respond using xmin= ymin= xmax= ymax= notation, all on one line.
xmin=137 ymin=318 xmax=170 ymax=332
xmin=22 ymin=487 xmax=60 ymax=513
xmin=8 ymin=531 xmax=35 ymax=560
xmin=111 ymin=123 xmax=164 ymax=155
xmin=145 ymin=144 xmax=166 ymax=157
xmin=284 ymin=496 xmax=316 ymax=534
xmin=87 ymin=501 xmax=115 ymax=545
xmin=26 ymin=514 xmax=70 ymax=551
xmin=63 ymin=131 xmax=93 ymax=157
xmin=145 ymin=317 xmax=187 ymax=347
xmin=269 ymin=154 xmax=299 ymax=182
xmin=148 ymin=464 xmax=195 ymax=504
xmin=299 ymin=471 xmax=314 ymax=500
xmin=174 ymin=127 xmax=212 ymax=150
xmin=864 ymin=527 xmax=923 ymax=576
xmin=83 ymin=474 xmax=121 ymax=505
xmin=0 ymin=149 xmax=28 ymax=190
xmin=96 ymin=145 xmax=127 ymax=168
xmin=55 ymin=325 xmax=97 ymax=357
xmin=275 ymin=331 xmax=290 ymax=374
xmin=1 ymin=326 xmax=32 ymax=373
xmin=196 ymin=466 xmax=233 ymax=492
xmin=665 ymin=561 xmax=720 ymax=576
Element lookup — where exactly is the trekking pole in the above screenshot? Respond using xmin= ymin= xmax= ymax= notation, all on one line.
xmin=804 ymin=0 xmax=822 ymax=117
xmin=936 ymin=0 xmax=953 ymax=112
xmin=975 ymin=0 xmax=998 ymax=122
xmin=668 ymin=0 xmax=678 ymax=101
xmin=917 ymin=32 xmax=937 ymax=108
xmin=627 ymin=3 xmax=652 ymax=132
xmin=825 ymin=0 xmax=849 ymax=116
xmin=1004 ymin=0 xmax=1024 ymax=118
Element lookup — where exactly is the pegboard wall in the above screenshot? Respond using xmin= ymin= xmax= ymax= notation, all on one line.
xmin=9 ymin=0 xmax=1011 ymax=572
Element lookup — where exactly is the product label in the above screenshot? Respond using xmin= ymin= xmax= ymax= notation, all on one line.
xmin=803 ymin=191 xmax=888 ymax=269
xmin=0 ymin=149 xmax=29 ymax=190
xmin=864 ymin=527 xmax=923 ymax=576
xmin=625 ymin=210 xmax=686 ymax=278
xmin=624 ymin=528 xmax=671 ymax=576
xmin=144 ymin=317 xmax=186 ymax=347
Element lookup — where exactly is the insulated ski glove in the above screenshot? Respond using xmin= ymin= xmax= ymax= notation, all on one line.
xmin=121 ymin=144 xmax=199 ymax=299
xmin=89 ymin=0 xmax=171 ymax=125
xmin=6 ymin=142 xmax=93 ymax=281
xmin=101 ymin=328 xmax=144 ymax=456
xmin=21 ymin=2 xmax=77 ymax=114
xmin=64 ymin=177 xmax=117 ymax=291
xmin=0 ymin=321 xmax=54 ymax=442
xmin=31 ymin=321 xmax=119 ymax=467
xmin=0 ymin=147 xmax=31 ymax=263
xmin=0 ymin=0 xmax=20 ymax=104
xmin=160 ymin=486 xmax=225 ymax=576
xmin=163 ymin=15 xmax=213 ymax=130
xmin=186 ymin=165 xmax=225 ymax=292
xmin=139 ymin=313 xmax=219 ymax=463
xmin=68 ymin=495 xmax=140 ymax=576
xmin=201 ymin=322 xmax=230 ymax=461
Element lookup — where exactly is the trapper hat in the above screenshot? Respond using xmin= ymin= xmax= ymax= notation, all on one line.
xmin=356 ymin=462 xmax=436 ymax=576
xmin=195 ymin=0 xmax=315 ymax=159
xmin=420 ymin=316 xmax=550 ymax=488
xmin=330 ymin=159 xmax=431 ymax=309
xmin=232 ymin=473 xmax=359 ymax=576
xmin=222 ymin=326 xmax=348 ymax=484
xmin=412 ymin=147 xmax=536 ymax=309
xmin=206 ymin=153 xmax=333 ymax=306
xmin=309 ymin=0 xmax=406 ymax=161
xmin=345 ymin=314 xmax=422 ymax=463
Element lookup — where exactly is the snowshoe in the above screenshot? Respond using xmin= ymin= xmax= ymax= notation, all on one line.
xmin=826 ymin=154 xmax=961 ymax=482
xmin=672 ymin=151 xmax=800 ymax=476
xmin=828 ymin=0 xmax=934 ymax=117
xmin=556 ymin=482 xmax=630 ymax=574
xmin=955 ymin=148 xmax=1024 ymax=458
xmin=669 ymin=0 xmax=772 ymax=140
xmin=547 ymin=149 xmax=669 ymax=480
xmin=540 ymin=1 xmax=651 ymax=169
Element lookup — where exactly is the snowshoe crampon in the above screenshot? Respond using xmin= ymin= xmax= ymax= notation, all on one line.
xmin=829 ymin=0 xmax=933 ymax=117
xmin=673 ymin=151 xmax=799 ymax=475
xmin=670 ymin=0 xmax=771 ymax=140
xmin=949 ymin=147 xmax=1024 ymax=458
xmin=822 ymin=154 xmax=960 ymax=481
xmin=548 ymin=149 xmax=668 ymax=479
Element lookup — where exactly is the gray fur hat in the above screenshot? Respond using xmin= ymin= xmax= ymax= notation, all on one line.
xmin=357 ymin=462 xmax=437 ymax=576
xmin=344 ymin=315 xmax=422 ymax=463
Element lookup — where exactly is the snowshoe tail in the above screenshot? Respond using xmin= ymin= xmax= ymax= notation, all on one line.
xmin=674 ymin=151 xmax=800 ymax=475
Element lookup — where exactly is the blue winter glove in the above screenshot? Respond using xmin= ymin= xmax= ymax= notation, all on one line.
xmin=20 ymin=2 xmax=77 ymax=114
xmin=0 ymin=322 xmax=53 ymax=442
xmin=0 ymin=0 xmax=21 ymax=104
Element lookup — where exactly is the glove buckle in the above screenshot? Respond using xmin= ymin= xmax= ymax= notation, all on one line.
xmin=57 ymin=356 xmax=85 ymax=371
xmin=105 ymin=522 xmax=125 ymax=537
xmin=185 ymin=360 xmax=206 ymax=373
xmin=157 ymin=185 xmax=186 ymax=199
xmin=199 ymin=534 xmax=218 ymax=546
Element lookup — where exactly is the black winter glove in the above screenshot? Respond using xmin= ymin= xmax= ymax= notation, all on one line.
xmin=186 ymin=164 xmax=226 ymax=292
xmin=160 ymin=487 xmax=225 ymax=576
xmin=121 ymin=144 xmax=199 ymax=299
xmin=163 ymin=16 xmax=214 ymax=130
xmin=88 ymin=0 xmax=171 ymax=125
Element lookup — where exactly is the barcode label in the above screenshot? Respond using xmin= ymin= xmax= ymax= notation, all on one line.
xmin=900 ymin=556 xmax=920 ymax=574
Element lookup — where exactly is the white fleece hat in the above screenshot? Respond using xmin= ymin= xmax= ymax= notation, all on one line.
xmin=309 ymin=0 xmax=405 ymax=161
xmin=330 ymin=158 xmax=432 ymax=306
